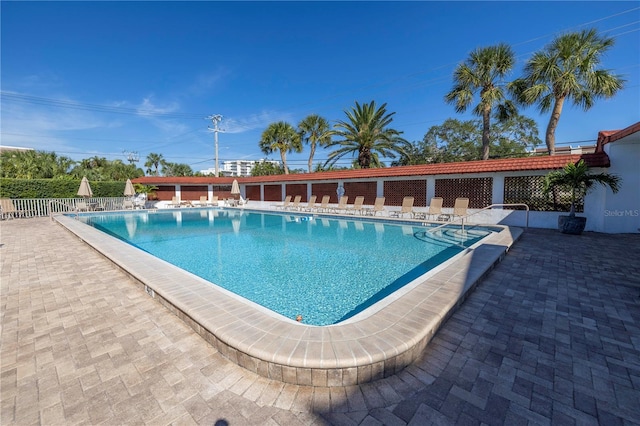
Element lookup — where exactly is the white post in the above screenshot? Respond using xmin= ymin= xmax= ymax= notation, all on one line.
xmin=207 ymin=114 xmax=223 ymax=177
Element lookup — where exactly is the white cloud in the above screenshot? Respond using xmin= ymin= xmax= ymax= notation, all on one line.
xmin=186 ymin=68 xmax=230 ymax=96
xmin=1 ymin=96 xmax=121 ymax=157
xmin=135 ymin=96 xmax=181 ymax=116
xmin=222 ymin=110 xmax=294 ymax=134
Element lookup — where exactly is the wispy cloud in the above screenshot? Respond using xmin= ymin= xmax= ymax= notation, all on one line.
xmin=222 ymin=110 xmax=294 ymax=134
xmin=186 ymin=68 xmax=230 ymax=96
xmin=0 ymin=91 xmax=197 ymax=160
xmin=1 ymin=99 xmax=124 ymax=157
xmin=135 ymin=96 xmax=181 ymax=117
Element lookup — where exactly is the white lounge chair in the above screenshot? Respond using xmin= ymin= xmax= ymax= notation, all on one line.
xmin=416 ymin=197 xmax=444 ymax=221
xmin=329 ymin=196 xmax=348 ymax=214
xmin=452 ymin=197 xmax=469 ymax=221
xmin=76 ymin=201 xmax=89 ymax=212
xmin=390 ymin=196 xmax=415 ymax=218
xmin=302 ymin=195 xmax=317 ymax=212
xmin=362 ymin=197 xmax=385 ymax=216
xmin=286 ymin=195 xmax=302 ymax=211
xmin=314 ymin=195 xmax=330 ymax=213
xmin=345 ymin=196 xmax=365 ymax=215
xmin=274 ymin=195 xmax=292 ymax=210
xmin=1 ymin=198 xmax=20 ymax=219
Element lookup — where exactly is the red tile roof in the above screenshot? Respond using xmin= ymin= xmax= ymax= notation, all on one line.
xmin=133 ymin=152 xmax=610 ymax=186
xmin=596 ymin=121 xmax=640 ymax=152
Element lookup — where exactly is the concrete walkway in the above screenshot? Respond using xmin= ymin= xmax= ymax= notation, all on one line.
xmin=1 ymin=218 xmax=639 ymax=425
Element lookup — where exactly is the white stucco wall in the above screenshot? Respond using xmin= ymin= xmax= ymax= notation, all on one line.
xmin=595 ymin=138 xmax=640 ymax=233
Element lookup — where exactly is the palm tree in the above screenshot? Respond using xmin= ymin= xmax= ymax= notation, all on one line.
xmin=324 ymin=101 xmax=408 ymax=169
xmin=144 ymin=153 xmax=165 ymax=176
xmin=298 ymin=114 xmax=332 ymax=173
xmin=510 ymin=29 xmax=624 ymax=155
xmin=259 ymin=121 xmax=302 ymax=174
xmin=544 ymin=159 xmax=620 ymax=216
xmin=445 ymin=44 xmax=516 ymax=160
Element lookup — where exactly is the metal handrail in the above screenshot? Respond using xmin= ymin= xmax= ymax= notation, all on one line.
xmin=48 ymin=200 xmax=75 ymax=221
xmin=427 ymin=203 xmax=529 ymax=233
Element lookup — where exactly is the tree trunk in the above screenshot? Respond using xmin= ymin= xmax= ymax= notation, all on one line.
xmin=281 ymin=150 xmax=289 ymax=174
xmin=359 ymin=148 xmax=370 ymax=169
xmin=545 ymin=96 xmax=565 ymax=156
xmin=308 ymin=142 xmax=316 ymax=173
xmin=481 ymin=107 xmax=491 ymax=160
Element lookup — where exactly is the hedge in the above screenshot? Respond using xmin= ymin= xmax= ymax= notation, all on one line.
xmin=0 ymin=178 xmax=127 ymax=199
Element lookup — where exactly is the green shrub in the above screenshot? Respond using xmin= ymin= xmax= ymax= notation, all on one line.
xmin=0 ymin=178 xmax=127 ymax=198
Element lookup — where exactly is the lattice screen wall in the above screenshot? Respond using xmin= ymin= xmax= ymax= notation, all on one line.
xmin=344 ymin=181 xmax=377 ymax=205
xmin=181 ymin=185 xmax=207 ymax=201
xmin=285 ymin=183 xmax=307 ymax=202
xmin=503 ymin=176 xmax=583 ymax=212
xmin=434 ymin=178 xmax=492 ymax=208
xmin=263 ymin=185 xmax=282 ymax=201
xmin=311 ymin=183 xmax=338 ymax=203
xmin=383 ymin=180 xmax=427 ymax=206
xmin=212 ymin=185 xmax=233 ymax=200
xmin=245 ymin=185 xmax=261 ymax=201
xmin=155 ymin=185 xmax=176 ymax=201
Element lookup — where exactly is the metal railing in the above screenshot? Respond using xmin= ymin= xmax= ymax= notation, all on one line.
xmin=427 ymin=203 xmax=530 ymax=233
xmin=48 ymin=199 xmax=76 ymax=221
xmin=3 ymin=197 xmax=127 ymax=219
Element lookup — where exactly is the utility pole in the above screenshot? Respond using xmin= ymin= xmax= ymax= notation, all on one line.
xmin=207 ymin=115 xmax=223 ymax=176
xmin=123 ymin=150 xmax=139 ymax=164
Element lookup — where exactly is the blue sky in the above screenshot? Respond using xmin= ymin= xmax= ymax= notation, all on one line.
xmin=2 ymin=1 xmax=638 ymax=172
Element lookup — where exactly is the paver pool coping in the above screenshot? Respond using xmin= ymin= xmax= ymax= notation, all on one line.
xmin=54 ymin=212 xmax=522 ymax=386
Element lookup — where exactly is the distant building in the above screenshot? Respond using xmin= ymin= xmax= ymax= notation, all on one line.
xmin=0 ymin=145 xmax=34 ymax=154
xmin=531 ymin=145 xmax=596 ymax=155
xmin=200 ymin=159 xmax=281 ymax=177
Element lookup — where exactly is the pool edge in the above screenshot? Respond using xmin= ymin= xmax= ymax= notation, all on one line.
xmin=54 ymin=213 xmax=522 ymax=386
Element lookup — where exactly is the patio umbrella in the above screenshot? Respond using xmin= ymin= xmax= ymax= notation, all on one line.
xmin=77 ymin=177 xmax=93 ymax=198
xmin=124 ymin=179 xmax=135 ymax=197
xmin=231 ymin=179 xmax=240 ymax=195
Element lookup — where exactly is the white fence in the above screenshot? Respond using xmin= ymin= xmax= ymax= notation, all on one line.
xmin=5 ymin=197 xmax=128 ymax=218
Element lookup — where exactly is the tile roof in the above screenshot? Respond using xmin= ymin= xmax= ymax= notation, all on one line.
xmin=596 ymin=121 xmax=640 ymax=152
xmin=133 ymin=152 xmax=610 ymax=186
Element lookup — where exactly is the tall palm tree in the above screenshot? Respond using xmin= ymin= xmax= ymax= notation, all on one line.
xmin=297 ymin=114 xmax=332 ymax=173
xmin=444 ymin=44 xmax=516 ymax=160
xmin=510 ymin=29 xmax=624 ymax=155
xmin=259 ymin=121 xmax=302 ymax=174
xmin=144 ymin=153 xmax=165 ymax=176
xmin=324 ymin=101 xmax=408 ymax=169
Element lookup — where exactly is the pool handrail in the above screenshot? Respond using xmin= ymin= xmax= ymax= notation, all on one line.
xmin=427 ymin=203 xmax=530 ymax=233
xmin=48 ymin=199 xmax=76 ymax=221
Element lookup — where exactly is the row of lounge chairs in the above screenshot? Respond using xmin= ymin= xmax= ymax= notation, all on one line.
xmin=168 ymin=195 xmax=250 ymax=208
xmin=273 ymin=195 xmax=469 ymax=221
xmin=390 ymin=196 xmax=469 ymax=221
xmin=274 ymin=195 xmax=384 ymax=216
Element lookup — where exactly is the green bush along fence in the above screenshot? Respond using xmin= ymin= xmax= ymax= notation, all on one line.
xmin=0 ymin=178 xmax=127 ymax=199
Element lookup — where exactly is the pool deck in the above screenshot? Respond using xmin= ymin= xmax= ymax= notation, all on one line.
xmin=2 ymin=215 xmax=639 ymax=424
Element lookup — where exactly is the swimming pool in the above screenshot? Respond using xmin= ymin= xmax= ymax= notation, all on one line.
xmin=79 ymin=209 xmax=493 ymax=325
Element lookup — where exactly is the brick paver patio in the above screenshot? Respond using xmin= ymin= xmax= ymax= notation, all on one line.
xmin=1 ymin=218 xmax=639 ymax=425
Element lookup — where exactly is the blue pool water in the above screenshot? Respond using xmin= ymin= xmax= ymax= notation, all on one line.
xmin=79 ymin=209 xmax=493 ymax=325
